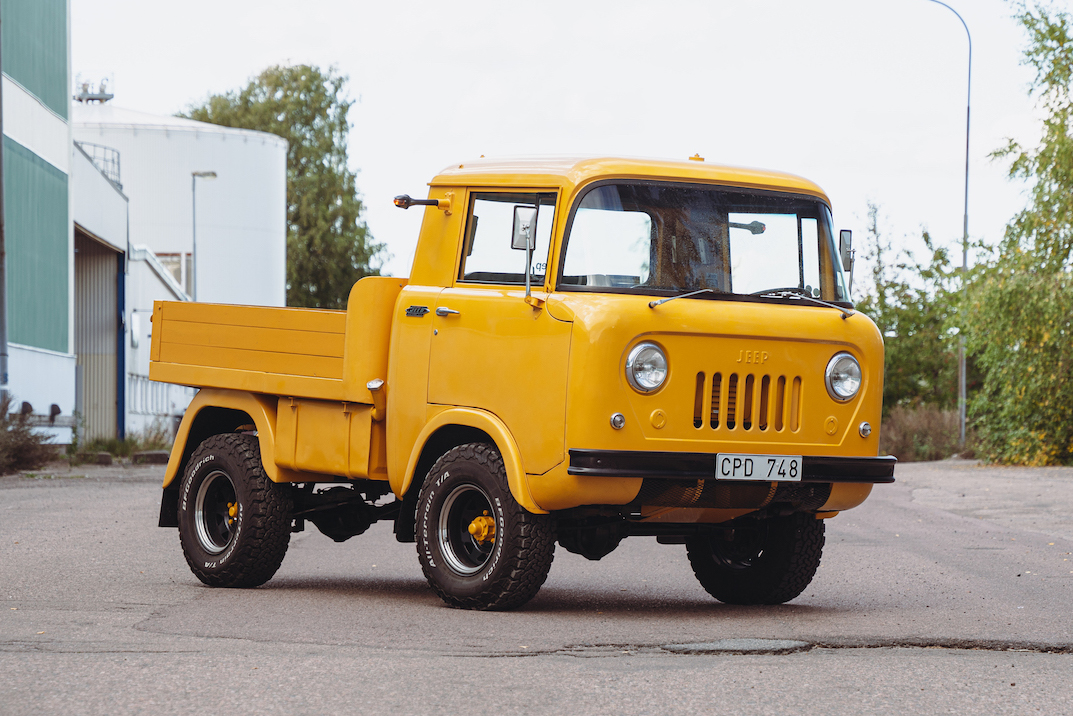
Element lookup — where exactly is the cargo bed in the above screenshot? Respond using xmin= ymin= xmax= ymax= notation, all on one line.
xmin=149 ymin=277 xmax=406 ymax=404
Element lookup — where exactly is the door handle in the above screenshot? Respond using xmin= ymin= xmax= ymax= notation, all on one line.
xmin=436 ymin=307 xmax=460 ymax=317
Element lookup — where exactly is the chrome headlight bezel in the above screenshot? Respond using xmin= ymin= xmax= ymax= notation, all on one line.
xmin=825 ymin=351 xmax=862 ymax=402
xmin=625 ymin=342 xmax=668 ymax=393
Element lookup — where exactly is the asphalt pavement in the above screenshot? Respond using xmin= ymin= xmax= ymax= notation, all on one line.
xmin=1 ymin=459 xmax=1071 ymax=714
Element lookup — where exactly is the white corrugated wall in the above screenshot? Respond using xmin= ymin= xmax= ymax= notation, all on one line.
xmin=74 ymin=229 xmax=119 ymax=442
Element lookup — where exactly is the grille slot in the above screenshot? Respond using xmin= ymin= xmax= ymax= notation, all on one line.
xmin=693 ymin=372 xmax=705 ymax=428
xmin=694 ymin=372 xmax=802 ymax=433
xmin=726 ymin=374 xmax=739 ymax=429
xmin=709 ymin=372 xmax=722 ymax=429
xmin=775 ymin=376 xmax=786 ymax=431
xmin=742 ymin=374 xmax=755 ymax=430
xmin=790 ymin=376 xmax=802 ymax=432
xmin=759 ymin=375 xmax=771 ymax=431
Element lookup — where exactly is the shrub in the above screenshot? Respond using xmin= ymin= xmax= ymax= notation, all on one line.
xmin=0 ymin=395 xmax=58 ymax=474
xmin=879 ymin=405 xmax=967 ymax=462
xmin=962 ymin=267 xmax=1073 ymax=465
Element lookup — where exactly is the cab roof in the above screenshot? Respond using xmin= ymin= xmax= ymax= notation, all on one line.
xmin=430 ymin=156 xmax=830 ymax=205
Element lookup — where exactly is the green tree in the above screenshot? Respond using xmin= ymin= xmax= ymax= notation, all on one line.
xmin=855 ymin=204 xmax=959 ymax=413
xmin=962 ymin=267 xmax=1073 ymax=464
xmin=183 ymin=65 xmax=384 ymax=308
xmin=961 ymin=2 xmax=1073 ymax=464
xmin=992 ymin=3 xmax=1073 ymax=271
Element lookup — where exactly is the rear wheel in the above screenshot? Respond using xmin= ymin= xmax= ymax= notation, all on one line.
xmin=685 ymin=513 xmax=824 ymax=605
xmin=416 ymin=443 xmax=555 ymax=610
xmin=178 ymin=433 xmax=292 ymax=588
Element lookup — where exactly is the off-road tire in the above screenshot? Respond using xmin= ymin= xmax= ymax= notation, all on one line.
xmin=178 ymin=433 xmax=292 ymax=588
xmin=685 ymin=513 xmax=824 ymax=605
xmin=416 ymin=443 xmax=555 ymax=610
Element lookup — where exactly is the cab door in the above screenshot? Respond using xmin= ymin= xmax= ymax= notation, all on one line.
xmin=427 ymin=191 xmax=571 ymax=475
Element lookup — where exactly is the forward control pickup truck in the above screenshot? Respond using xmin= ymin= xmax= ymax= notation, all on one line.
xmin=151 ymin=156 xmax=895 ymax=610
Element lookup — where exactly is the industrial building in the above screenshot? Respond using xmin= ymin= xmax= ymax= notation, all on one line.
xmin=2 ymin=0 xmax=288 ymax=444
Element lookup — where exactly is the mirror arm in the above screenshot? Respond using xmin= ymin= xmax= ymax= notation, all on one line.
xmin=525 ymin=241 xmax=532 ymax=299
xmin=848 ymin=248 xmax=855 ymax=299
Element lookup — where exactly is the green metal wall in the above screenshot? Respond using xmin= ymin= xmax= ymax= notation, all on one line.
xmin=0 ymin=0 xmax=68 ymax=119
xmin=3 ymin=137 xmax=69 ymax=353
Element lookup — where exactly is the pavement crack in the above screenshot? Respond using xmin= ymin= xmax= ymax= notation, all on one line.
xmin=460 ymin=638 xmax=1073 ymax=658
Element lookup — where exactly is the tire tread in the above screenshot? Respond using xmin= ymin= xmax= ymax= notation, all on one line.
xmin=418 ymin=443 xmax=555 ymax=611
xmin=180 ymin=433 xmax=291 ymax=588
xmin=686 ymin=513 xmax=824 ymax=605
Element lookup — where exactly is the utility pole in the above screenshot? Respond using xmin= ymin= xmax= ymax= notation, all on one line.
xmin=927 ymin=0 xmax=971 ymax=447
xmin=0 ymin=2 xmax=10 ymax=404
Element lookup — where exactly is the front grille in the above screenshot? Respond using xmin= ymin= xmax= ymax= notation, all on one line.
xmin=693 ymin=371 xmax=802 ymax=433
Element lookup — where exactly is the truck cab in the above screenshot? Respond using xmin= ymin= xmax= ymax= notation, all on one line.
xmin=151 ymin=156 xmax=894 ymax=610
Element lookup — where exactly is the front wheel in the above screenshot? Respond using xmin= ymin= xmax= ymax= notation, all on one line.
xmin=685 ymin=513 xmax=824 ymax=605
xmin=178 ymin=433 xmax=292 ymax=588
xmin=416 ymin=443 xmax=555 ymax=610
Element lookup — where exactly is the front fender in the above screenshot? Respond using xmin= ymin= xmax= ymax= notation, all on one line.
xmin=398 ymin=407 xmax=548 ymax=515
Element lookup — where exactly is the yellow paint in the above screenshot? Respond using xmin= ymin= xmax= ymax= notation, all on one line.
xmin=428 ymin=284 xmax=570 ymax=475
xmin=819 ymin=483 xmax=873 ymax=512
xmin=163 ymin=389 xmax=312 ymax=488
xmin=341 ymin=277 xmax=407 ymax=403
xmin=528 ymin=462 xmax=642 ymax=511
xmin=274 ymin=398 xmax=386 ymax=480
xmin=555 ymin=298 xmax=883 ymax=461
xmin=153 ymin=157 xmax=887 ymax=520
xmin=397 ymin=407 xmax=547 ymax=514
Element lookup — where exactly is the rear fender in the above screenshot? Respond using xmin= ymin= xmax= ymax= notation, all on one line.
xmin=162 ymin=388 xmax=299 ymax=489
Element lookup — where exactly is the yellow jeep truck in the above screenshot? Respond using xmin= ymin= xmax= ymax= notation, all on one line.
xmin=151 ymin=156 xmax=895 ymax=611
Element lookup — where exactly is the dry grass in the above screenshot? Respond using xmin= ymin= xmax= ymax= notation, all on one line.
xmin=75 ymin=420 xmax=173 ymax=460
xmin=880 ymin=405 xmax=973 ymax=462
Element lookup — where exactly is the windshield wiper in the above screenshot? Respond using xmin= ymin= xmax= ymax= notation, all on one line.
xmin=648 ymin=288 xmax=721 ymax=308
xmin=751 ymin=288 xmax=855 ymax=320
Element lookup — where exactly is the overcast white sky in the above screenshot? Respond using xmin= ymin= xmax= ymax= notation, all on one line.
xmin=72 ymin=0 xmax=1045 ymax=280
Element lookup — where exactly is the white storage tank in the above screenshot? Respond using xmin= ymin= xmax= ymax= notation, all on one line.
xmin=73 ymin=104 xmax=288 ymax=307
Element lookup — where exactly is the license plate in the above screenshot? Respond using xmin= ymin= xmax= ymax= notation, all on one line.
xmin=715 ymin=453 xmax=803 ymax=482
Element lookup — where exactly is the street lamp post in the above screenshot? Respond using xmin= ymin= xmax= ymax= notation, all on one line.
xmin=927 ymin=0 xmax=971 ymax=448
xmin=191 ymin=171 xmax=217 ymax=301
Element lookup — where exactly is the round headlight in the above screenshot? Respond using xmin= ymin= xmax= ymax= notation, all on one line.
xmin=625 ymin=342 xmax=668 ymax=393
xmin=825 ymin=352 xmax=862 ymax=402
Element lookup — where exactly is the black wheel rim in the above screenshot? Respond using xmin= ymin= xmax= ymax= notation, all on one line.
xmin=194 ymin=470 xmax=238 ymax=555
xmin=709 ymin=526 xmax=768 ymax=570
xmin=438 ymin=483 xmax=496 ymax=576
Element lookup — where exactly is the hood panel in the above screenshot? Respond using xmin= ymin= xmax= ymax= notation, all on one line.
xmin=559 ymin=293 xmax=884 ymax=457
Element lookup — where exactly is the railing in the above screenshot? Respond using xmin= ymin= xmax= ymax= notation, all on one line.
xmin=127 ymin=373 xmax=195 ymax=417
xmin=75 ymin=141 xmax=122 ymax=189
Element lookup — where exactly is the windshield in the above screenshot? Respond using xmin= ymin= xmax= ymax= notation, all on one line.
xmin=558 ymin=183 xmax=850 ymax=303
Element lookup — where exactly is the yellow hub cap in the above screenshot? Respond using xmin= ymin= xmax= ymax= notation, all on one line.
xmin=467 ymin=511 xmax=496 ymax=544
xmin=227 ymin=502 xmax=237 ymax=524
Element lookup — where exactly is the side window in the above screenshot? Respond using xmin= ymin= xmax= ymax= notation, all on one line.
xmin=459 ymin=192 xmax=556 ymax=284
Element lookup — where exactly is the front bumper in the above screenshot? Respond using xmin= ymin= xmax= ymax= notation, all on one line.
xmin=568 ymin=449 xmax=896 ymax=483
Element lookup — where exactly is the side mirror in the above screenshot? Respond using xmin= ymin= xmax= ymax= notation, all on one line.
xmin=839 ymin=229 xmax=854 ymax=272
xmin=512 ymin=206 xmax=538 ymax=250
